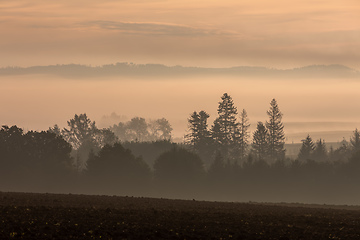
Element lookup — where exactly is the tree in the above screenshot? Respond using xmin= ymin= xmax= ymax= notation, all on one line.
xmin=126 ymin=117 xmax=149 ymax=142
xmin=208 ymin=152 xmax=225 ymax=176
xmin=0 ymin=125 xmax=27 ymax=176
xmin=298 ymin=135 xmax=315 ymax=161
xmin=111 ymin=117 xmax=173 ymax=142
xmin=95 ymin=128 xmax=118 ymax=148
xmin=266 ymin=99 xmax=285 ymax=162
xmin=235 ymin=109 xmax=250 ymax=160
xmin=207 ymin=152 xmax=226 ymax=184
xmin=344 ymin=149 xmax=360 ymax=180
xmin=109 ymin=122 xmax=127 ymax=142
xmin=186 ymin=111 xmax=201 ymax=146
xmin=86 ymin=143 xmax=151 ymax=195
xmin=23 ymin=130 xmax=72 ymax=174
xmin=211 ymin=118 xmax=222 ymax=149
xmin=154 ymin=148 xmax=205 ymax=194
xmin=251 ymin=122 xmax=269 ymax=161
xmin=186 ymin=110 xmax=213 ymax=166
xmin=330 ymin=138 xmax=351 ymax=162
xmin=0 ymin=126 xmax=72 ymax=191
xmin=150 ymin=118 xmax=173 ymax=141
xmin=312 ymin=139 xmax=328 ymax=161
xmin=123 ymin=140 xmax=176 ymax=168
xmin=0 ymin=125 xmax=24 ymax=157
xmin=186 ymin=111 xmax=211 ymax=149
xmin=62 ymin=113 xmax=98 ymax=150
xmin=62 ymin=113 xmax=117 ymax=171
xmin=48 ymin=124 xmax=61 ymax=136
xmin=211 ymin=93 xmax=239 ymax=159
xmin=350 ymin=128 xmax=360 ymax=153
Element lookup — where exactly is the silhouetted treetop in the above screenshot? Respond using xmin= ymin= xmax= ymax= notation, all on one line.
xmin=266 ymin=99 xmax=285 ymax=161
xmin=212 ymin=93 xmax=239 ymax=160
xmin=59 ymin=113 xmax=117 ymax=172
xmin=298 ymin=135 xmax=315 ymax=161
xmin=252 ymin=122 xmax=269 ymax=161
xmin=313 ymin=139 xmax=328 ymax=162
xmin=235 ymin=109 xmax=251 ymax=160
xmin=186 ymin=111 xmax=212 ymax=150
xmin=350 ymin=128 xmax=360 ymax=152
xmin=62 ymin=113 xmax=98 ymax=150
xmin=110 ymin=117 xmax=172 ymax=142
xmin=0 ymin=125 xmax=72 ymax=176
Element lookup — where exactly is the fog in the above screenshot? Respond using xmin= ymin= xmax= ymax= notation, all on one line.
xmin=2 ymin=74 xmax=360 ymax=143
xmin=3 ymin=0 xmax=360 ymax=221
xmin=2 ymin=70 xmax=360 ymax=206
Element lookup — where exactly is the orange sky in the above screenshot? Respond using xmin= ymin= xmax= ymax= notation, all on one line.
xmin=1 ymin=0 xmax=360 ymax=142
xmin=1 ymin=0 xmax=359 ymax=69
xmin=2 ymin=74 xmax=360 ymax=142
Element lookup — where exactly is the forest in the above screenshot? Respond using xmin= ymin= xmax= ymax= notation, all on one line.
xmin=1 ymin=93 xmax=360 ymax=205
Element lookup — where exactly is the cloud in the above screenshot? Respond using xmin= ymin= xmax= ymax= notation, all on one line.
xmin=1 ymin=0 xmax=359 ymax=69
xmin=81 ymin=20 xmax=230 ymax=37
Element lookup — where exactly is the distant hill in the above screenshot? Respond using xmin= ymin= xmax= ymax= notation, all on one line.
xmin=0 ymin=63 xmax=359 ymax=79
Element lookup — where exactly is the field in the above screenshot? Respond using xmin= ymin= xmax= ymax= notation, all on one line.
xmin=1 ymin=192 xmax=360 ymax=239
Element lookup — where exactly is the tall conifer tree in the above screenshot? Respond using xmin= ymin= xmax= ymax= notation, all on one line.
xmin=266 ymin=99 xmax=285 ymax=161
xmin=298 ymin=135 xmax=315 ymax=161
xmin=186 ymin=110 xmax=211 ymax=151
xmin=350 ymin=128 xmax=360 ymax=153
xmin=252 ymin=121 xmax=269 ymax=161
xmin=313 ymin=138 xmax=328 ymax=161
xmin=212 ymin=93 xmax=239 ymax=159
xmin=235 ymin=109 xmax=251 ymax=160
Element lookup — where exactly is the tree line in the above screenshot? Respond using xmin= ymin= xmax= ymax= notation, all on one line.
xmin=109 ymin=117 xmax=172 ymax=142
xmin=185 ymin=93 xmax=286 ymax=166
xmin=1 ymin=93 xmax=360 ymax=203
xmin=185 ymin=93 xmax=360 ymax=166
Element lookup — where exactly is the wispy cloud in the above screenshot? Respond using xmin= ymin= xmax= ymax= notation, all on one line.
xmin=0 ymin=0 xmax=359 ymax=69
xmin=82 ymin=20 xmax=230 ymax=37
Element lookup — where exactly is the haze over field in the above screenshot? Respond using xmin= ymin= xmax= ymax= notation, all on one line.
xmin=2 ymin=1 xmax=360 ymax=207
xmin=0 ymin=63 xmax=359 ymax=143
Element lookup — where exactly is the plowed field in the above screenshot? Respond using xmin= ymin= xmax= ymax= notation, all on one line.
xmin=1 ymin=192 xmax=360 ymax=239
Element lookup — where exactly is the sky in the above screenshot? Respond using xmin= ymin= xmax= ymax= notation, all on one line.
xmin=1 ymin=0 xmax=360 ymax=142
xmin=1 ymin=0 xmax=360 ymax=69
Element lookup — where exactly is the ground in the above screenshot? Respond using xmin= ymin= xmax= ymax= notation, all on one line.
xmin=1 ymin=192 xmax=360 ymax=239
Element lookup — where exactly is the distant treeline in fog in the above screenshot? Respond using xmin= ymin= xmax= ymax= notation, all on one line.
xmin=1 ymin=93 xmax=360 ymax=204
xmin=1 ymin=63 xmax=359 ymax=79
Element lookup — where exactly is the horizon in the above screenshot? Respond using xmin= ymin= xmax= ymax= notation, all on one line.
xmin=1 ymin=61 xmax=359 ymax=144
xmin=0 ymin=62 xmax=358 ymax=71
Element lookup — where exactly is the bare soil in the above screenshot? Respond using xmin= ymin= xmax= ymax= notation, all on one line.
xmin=1 ymin=192 xmax=360 ymax=239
